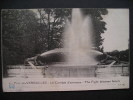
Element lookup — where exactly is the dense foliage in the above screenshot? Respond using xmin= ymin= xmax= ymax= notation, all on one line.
xmin=106 ymin=49 xmax=129 ymax=62
xmin=2 ymin=10 xmax=39 ymax=65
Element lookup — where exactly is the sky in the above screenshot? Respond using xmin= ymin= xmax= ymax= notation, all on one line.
xmin=102 ymin=9 xmax=129 ymax=52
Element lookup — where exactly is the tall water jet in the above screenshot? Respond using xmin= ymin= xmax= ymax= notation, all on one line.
xmin=64 ymin=8 xmax=97 ymax=66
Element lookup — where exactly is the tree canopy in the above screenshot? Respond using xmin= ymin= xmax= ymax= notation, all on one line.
xmin=2 ymin=9 xmax=39 ymax=64
xmin=37 ymin=8 xmax=72 ymax=51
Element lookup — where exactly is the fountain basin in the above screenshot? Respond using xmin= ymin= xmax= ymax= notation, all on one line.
xmin=7 ymin=64 xmax=129 ymax=78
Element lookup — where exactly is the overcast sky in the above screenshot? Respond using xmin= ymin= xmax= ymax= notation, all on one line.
xmin=102 ymin=9 xmax=129 ymax=52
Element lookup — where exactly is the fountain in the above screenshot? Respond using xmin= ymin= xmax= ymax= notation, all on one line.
xmin=25 ymin=8 xmax=104 ymax=68
xmin=42 ymin=8 xmax=102 ymax=77
xmin=63 ymin=8 xmax=97 ymax=66
xmin=22 ymin=8 xmax=120 ymax=78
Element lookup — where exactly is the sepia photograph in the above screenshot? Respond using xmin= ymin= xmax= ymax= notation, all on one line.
xmin=1 ymin=8 xmax=129 ymax=92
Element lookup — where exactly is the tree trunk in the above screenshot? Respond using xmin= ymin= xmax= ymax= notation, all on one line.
xmin=47 ymin=11 xmax=51 ymax=50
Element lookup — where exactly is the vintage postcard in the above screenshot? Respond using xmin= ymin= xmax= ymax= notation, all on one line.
xmin=1 ymin=8 xmax=129 ymax=92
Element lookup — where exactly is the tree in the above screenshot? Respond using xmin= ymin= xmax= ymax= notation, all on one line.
xmin=106 ymin=49 xmax=129 ymax=62
xmin=2 ymin=9 xmax=39 ymax=76
xmin=37 ymin=8 xmax=72 ymax=51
